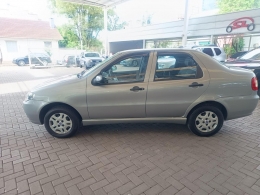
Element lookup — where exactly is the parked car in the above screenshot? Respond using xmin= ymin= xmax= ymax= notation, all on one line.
xmin=193 ymin=46 xmax=226 ymax=62
xmin=23 ymin=49 xmax=258 ymax=138
xmin=62 ymin=55 xmax=80 ymax=67
xmin=79 ymin=52 xmax=104 ymax=69
xmin=225 ymin=51 xmax=248 ymax=62
xmin=225 ymin=47 xmax=260 ymax=94
xmin=13 ymin=53 xmax=51 ymax=66
xmin=120 ymin=57 xmax=142 ymax=67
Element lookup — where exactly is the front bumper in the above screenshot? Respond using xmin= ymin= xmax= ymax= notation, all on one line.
xmin=23 ymin=100 xmax=47 ymax=124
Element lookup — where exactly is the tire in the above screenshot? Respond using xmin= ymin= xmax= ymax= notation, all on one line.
xmin=247 ymin=23 xmax=255 ymax=31
xmin=188 ymin=105 xmax=224 ymax=137
xmin=18 ymin=60 xmax=25 ymax=66
xmin=226 ymin=26 xmax=232 ymax=33
xmin=44 ymin=106 xmax=80 ymax=138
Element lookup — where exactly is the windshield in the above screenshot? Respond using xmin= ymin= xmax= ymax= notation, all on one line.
xmin=85 ymin=53 xmax=99 ymax=57
xmin=240 ymin=48 xmax=260 ymax=60
xmin=78 ymin=55 xmax=116 ymax=78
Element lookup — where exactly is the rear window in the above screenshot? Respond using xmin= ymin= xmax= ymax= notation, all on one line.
xmin=214 ymin=48 xmax=221 ymax=56
xmin=202 ymin=48 xmax=214 ymax=57
xmin=85 ymin=53 xmax=99 ymax=57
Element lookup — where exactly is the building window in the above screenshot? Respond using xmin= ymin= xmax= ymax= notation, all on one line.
xmin=44 ymin=41 xmax=52 ymax=48
xmin=6 ymin=41 xmax=18 ymax=52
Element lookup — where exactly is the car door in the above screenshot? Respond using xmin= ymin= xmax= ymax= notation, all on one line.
xmin=86 ymin=52 xmax=153 ymax=119
xmin=146 ymin=51 xmax=210 ymax=117
xmin=30 ymin=53 xmax=38 ymax=64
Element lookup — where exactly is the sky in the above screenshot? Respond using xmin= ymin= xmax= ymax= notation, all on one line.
xmin=0 ymin=0 xmax=209 ymax=27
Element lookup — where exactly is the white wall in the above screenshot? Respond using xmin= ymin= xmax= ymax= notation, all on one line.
xmin=0 ymin=39 xmax=59 ymax=61
xmin=108 ymin=9 xmax=260 ymax=42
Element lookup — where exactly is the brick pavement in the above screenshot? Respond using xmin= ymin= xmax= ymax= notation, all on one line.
xmin=1 ymin=66 xmax=260 ymax=195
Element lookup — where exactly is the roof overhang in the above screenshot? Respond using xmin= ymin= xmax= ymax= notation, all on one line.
xmin=63 ymin=0 xmax=131 ymax=8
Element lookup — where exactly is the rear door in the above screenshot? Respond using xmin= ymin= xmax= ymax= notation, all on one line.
xmin=146 ymin=51 xmax=210 ymax=117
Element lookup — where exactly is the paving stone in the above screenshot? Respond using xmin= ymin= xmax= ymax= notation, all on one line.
xmin=1 ymin=66 xmax=260 ymax=195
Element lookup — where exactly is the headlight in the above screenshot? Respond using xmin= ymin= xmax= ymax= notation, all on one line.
xmin=26 ymin=92 xmax=35 ymax=101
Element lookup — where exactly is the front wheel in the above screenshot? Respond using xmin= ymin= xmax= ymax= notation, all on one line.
xmin=18 ymin=60 xmax=25 ymax=66
xmin=188 ymin=105 xmax=224 ymax=137
xmin=44 ymin=106 xmax=80 ymax=138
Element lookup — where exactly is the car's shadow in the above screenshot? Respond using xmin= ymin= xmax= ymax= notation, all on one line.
xmin=76 ymin=123 xmax=191 ymax=138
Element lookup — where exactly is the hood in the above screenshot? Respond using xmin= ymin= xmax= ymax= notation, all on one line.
xmin=32 ymin=74 xmax=79 ymax=92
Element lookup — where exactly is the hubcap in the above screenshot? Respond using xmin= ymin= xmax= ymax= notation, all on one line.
xmin=195 ymin=111 xmax=218 ymax=132
xmin=49 ymin=113 xmax=72 ymax=134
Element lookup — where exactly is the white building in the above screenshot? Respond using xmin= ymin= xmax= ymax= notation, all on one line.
xmin=0 ymin=17 xmax=62 ymax=62
xmin=108 ymin=8 xmax=260 ymax=53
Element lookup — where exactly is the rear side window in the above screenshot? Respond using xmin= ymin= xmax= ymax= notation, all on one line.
xmin=214 ymin=48 xmax=221 ymax=56
xmin=154 ymin=53 xmax=203 ymax=81
xmin=202 ymin=48 xmax=214 ymax=57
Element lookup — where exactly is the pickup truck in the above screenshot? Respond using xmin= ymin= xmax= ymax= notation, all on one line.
xmin=79 ymin=52 xmax=104 ymax=69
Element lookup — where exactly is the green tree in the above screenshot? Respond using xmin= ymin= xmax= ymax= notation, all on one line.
xmin=108 ymin=9 xmax=127 ymax=31
xmin=217 ymin=0 xmax=260 ymax=13
xmin=49 ymin=0 xmax=126 ymax=50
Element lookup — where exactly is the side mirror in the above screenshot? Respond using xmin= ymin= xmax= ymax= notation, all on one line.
xmin=93 ymin=75 xmax=103 ymax=85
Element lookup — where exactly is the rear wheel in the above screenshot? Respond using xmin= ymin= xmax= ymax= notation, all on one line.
xmin=188 ymin=105 xmax=224 ymax=137
xmin=44 ymin=106 xmax=80 ymax=138
xmin=41 ymin=60 xmax=48 ymax=66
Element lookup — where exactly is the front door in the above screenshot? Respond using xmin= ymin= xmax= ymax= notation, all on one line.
xmin=86 ymin=52 xmax=152 ymax=119
xmin=146 ymin=52 xmax=210 ymax=117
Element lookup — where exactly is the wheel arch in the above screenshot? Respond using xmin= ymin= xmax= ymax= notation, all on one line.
xmin=39 ymin=102 xmax=82 ymax=124
xmin=186 ymin=101 xmax=227 ymax=123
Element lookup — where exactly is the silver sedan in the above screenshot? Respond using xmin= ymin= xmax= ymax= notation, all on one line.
xmin=23 ymin=49 xmax=259 ymax=138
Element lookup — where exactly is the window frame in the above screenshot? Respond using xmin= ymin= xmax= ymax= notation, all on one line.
xmin=153 ymin=52 xmax=203 ymax=82
xmin=92 ymin=52 xmax=150 ymax=86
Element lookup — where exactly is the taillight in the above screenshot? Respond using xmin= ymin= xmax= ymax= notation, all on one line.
xmin=251 ymin=77 xmax=258 ymax=91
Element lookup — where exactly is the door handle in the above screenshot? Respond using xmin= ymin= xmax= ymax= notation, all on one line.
xmin=189 ymin=82 xmax=204 ymax=87
xmin=130 ymin=86 xmax=145 ymax=91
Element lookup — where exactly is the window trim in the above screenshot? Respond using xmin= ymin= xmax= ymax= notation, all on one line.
xmin=153 ymin=52 xmax=203 ymax=82
xmin=92 ymin=52 xmax=150 ymax=86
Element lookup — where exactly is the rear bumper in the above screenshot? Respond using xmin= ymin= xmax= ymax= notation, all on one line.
xmin=216 ymin=94 xmax=259 ymax=120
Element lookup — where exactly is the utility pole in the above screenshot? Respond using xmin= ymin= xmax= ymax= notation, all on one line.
xmin=104 ymin=7 xmax=108 ymax=56
xmin=182 ymin=0 xmax=190 ymax=47
xmin=78 ymin=8 xmax=83 ymax=50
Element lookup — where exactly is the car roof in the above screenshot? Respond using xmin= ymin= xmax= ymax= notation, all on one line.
xmin=118 ymin=48 xmax=196 ymax=54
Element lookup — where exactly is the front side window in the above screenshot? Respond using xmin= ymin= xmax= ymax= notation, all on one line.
xmin=100 ymin=54 xmax=149 ymax=84
xmin=241 ymin=48 xmax=260 ymax=60
xmin=203 ymin=48 xmax=214 ymax=56
xmin=214 ymin=48 xmax=221 ymax=56
xmin=155 ymin=53 xmax=202 ymax=81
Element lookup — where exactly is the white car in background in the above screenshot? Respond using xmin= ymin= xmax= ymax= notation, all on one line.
xmin=193 ymin=46 xmax=226 ymax=62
